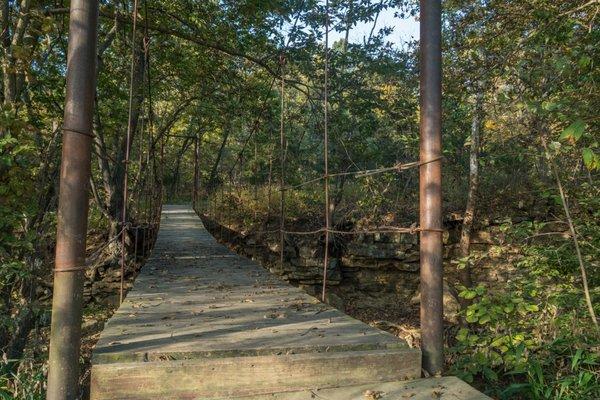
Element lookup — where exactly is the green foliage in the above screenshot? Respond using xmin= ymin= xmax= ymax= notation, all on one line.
xmin=559 ymin=120 xmax=586 ymax=142
xmin=0 ymin=0 xmax=599 ymax=398
xmin=582 ymin=148 xmax=599 ymax=171
xmin=450 ymin=221 xmax=600 ymax=399
xmin=0 ymin=358 xmax=46 ymax=400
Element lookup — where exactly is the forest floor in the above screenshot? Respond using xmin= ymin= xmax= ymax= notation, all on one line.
xmin=6 ymin=207 xmax=599 ymax=400
xmin=9 ymin=229 xmax=142 ymax=400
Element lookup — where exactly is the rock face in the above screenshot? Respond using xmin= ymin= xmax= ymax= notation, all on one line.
xmin=203 ymin=215 xmax=503 ymax=321
xmin=82 ymin=225 xmax=156 ymax=306
xmin=204 ymin=217 xmax=424 ymax=315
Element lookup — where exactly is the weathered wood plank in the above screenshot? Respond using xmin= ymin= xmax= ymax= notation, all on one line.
xmin=90 ymin=349 xmax=421 ymax=399
xmin=243 ymin=377 xmax=491 ymax=400
xmin=90 ymin=206 xmax=492 ymax=400
xmin=93 ymin=206 xmax=412 ymax=364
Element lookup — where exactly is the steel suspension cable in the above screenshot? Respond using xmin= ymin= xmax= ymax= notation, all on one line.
xmin=321 ymin=0 xmax=331 ymax=302
xmin=279 ymin=56 xmax=286 ymax=272
xmin=120 ymin=0 xmax=139 ymax=304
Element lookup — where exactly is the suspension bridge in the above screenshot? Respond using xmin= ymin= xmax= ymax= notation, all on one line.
xmin=42 ymin=0 xmax=488 ymax=399
xmin=89 ymin=206 xmax=488 ymax=399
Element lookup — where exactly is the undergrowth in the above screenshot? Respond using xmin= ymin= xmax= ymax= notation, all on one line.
xmin=449 ymin=215 xmax=600 ymax=399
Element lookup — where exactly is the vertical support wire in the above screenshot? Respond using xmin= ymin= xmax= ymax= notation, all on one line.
xmin=321 ymin=0 xmax=331 ymax=302
xmin=279 ymin=56 xmax=286 ymax=271
xmin=267 ymin=129 xmax=274 ymax=223
xmin=120 ymin=0 xmax=139 ymax=305
xmin=227 ymin=172 xmax=232 ymax=242
xmin=142 ymin=0 xmax=156 ymax=227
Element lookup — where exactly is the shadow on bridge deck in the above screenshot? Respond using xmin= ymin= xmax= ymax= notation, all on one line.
xmin=90 ymin=205 xmax=489 ymax=400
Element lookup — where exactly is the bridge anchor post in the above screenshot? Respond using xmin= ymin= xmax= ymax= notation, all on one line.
xmin=419 ymin=0 xmax=444 ymax=376
xmin=46 ymin=1 xmax=99 ymax=399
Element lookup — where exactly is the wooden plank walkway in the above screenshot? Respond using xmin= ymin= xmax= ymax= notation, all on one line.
xmin=90 ymin=205 xmax=489 ymax=400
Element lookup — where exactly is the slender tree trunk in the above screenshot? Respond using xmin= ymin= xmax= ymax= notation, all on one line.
xmin=458 ymin=89 xmax=483 ymax=290
xmin=193 ymin=134 xmax=199 ymax=208
xmin=171 ymin=137 xmax=192 ymax=198
xmin=1 ymin=0 xmax=15 ymax=105
xmin=1 ymin=0 xmax=31 ymax=105
xmin=343 ymin=0 xmax=353 ymax=52
xmin=330 ymin=174 xmax=346 ymax=226
xmin=208 ymin=126 xmax=230 ymax=190
xmin=542 ymin=138 xmax=598 ymax=330
xmin=105 ymin=39 xmax=146 ymax=239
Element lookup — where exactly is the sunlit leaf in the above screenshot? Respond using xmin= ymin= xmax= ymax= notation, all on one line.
xmin=559 ymin=119 xmax=585 ymax=142
xmin=582 ymin=148 xmax=598 ymax=170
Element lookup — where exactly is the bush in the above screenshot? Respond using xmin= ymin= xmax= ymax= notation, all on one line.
xmin=449 ymin=222 xmax=600 ymax=399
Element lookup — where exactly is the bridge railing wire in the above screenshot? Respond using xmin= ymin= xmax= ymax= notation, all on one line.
xmin=196 ymin=4 xmax=444 ymax=302
xmin=93 ymin=0 xmax=162 ymax=303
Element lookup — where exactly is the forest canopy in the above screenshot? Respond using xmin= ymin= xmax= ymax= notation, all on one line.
xmin=0 ymin=0 xmax=599 ymax=399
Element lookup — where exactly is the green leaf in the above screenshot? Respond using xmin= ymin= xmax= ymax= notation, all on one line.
xmin=580 ymin=372 xmax=593 ymax=386
xmin=460 ymin=290 xmax=477 ymax=300
xmin=579 ymin=55 xmax=592 ymax=68
xmin=541 ymin=101 xmax=558 ymax=111
xmin=482 ymin=366 xmax=498 ymax=381
xmin=461 ymin=372 xmax=474 ymax=383
xmin=582 ymin=148 xmax=598 ymax=170
xmin=559 ymin=119 xmax=585 ymax=142
xmin=501 ymin=383 xmax=531 ymax=397
xmin=466 ymin=314 xmax=479 ymax=323
xmin=456 ymin=328 xmax=469 ymax=342
xmin=525 ymin=304 xmax=539 ymax=312
xmin=572 ymin=348 xmax=583 ymax=370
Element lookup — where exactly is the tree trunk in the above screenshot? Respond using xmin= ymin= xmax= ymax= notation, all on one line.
xmin=101 ymin=38 xmax=146 ymax=240
xmin=1 ymin=1 xmax=15 ymax=106
xmin=208 ymin=127 xmax=230 ymax=190
xmin=458 ymin=89 xmax=483 ymax=291
xmin=1 ymin=0 xmax=32 ymax=105
xmin=343 ymin=0 xmax=353 ymax=52
xmin=171 ymin=137 xmax=192 ymax=198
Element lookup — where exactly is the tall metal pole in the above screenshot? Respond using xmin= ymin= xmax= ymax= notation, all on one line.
xmin=419 ymin=0 xmax=444 ymax=375
xmin=47 ymin=1 xmax=99 ymax=399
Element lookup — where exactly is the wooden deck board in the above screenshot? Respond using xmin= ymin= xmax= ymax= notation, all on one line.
xmin=93 ymin=206 xmax=410 ymax=364
xmin=245 ymin=377 xmax=491 ymax=400
xmin=90 ymin=205 xmax=487 ymax=400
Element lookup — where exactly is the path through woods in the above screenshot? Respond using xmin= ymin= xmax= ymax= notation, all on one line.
xmin=89 ymin=206 xmax=488 ymax=399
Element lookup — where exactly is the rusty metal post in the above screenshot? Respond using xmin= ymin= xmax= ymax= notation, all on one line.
xmin=419 ymin=0 xmax=444 ymax=375
xmin=46 ymin=1 xmax=99 ymax=399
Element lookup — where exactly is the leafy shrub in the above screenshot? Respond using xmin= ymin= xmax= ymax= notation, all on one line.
xmin=0 ymin=357 xmax=46 ymax=400
xmin=449 ymin=222 xmax=600 ymax=399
